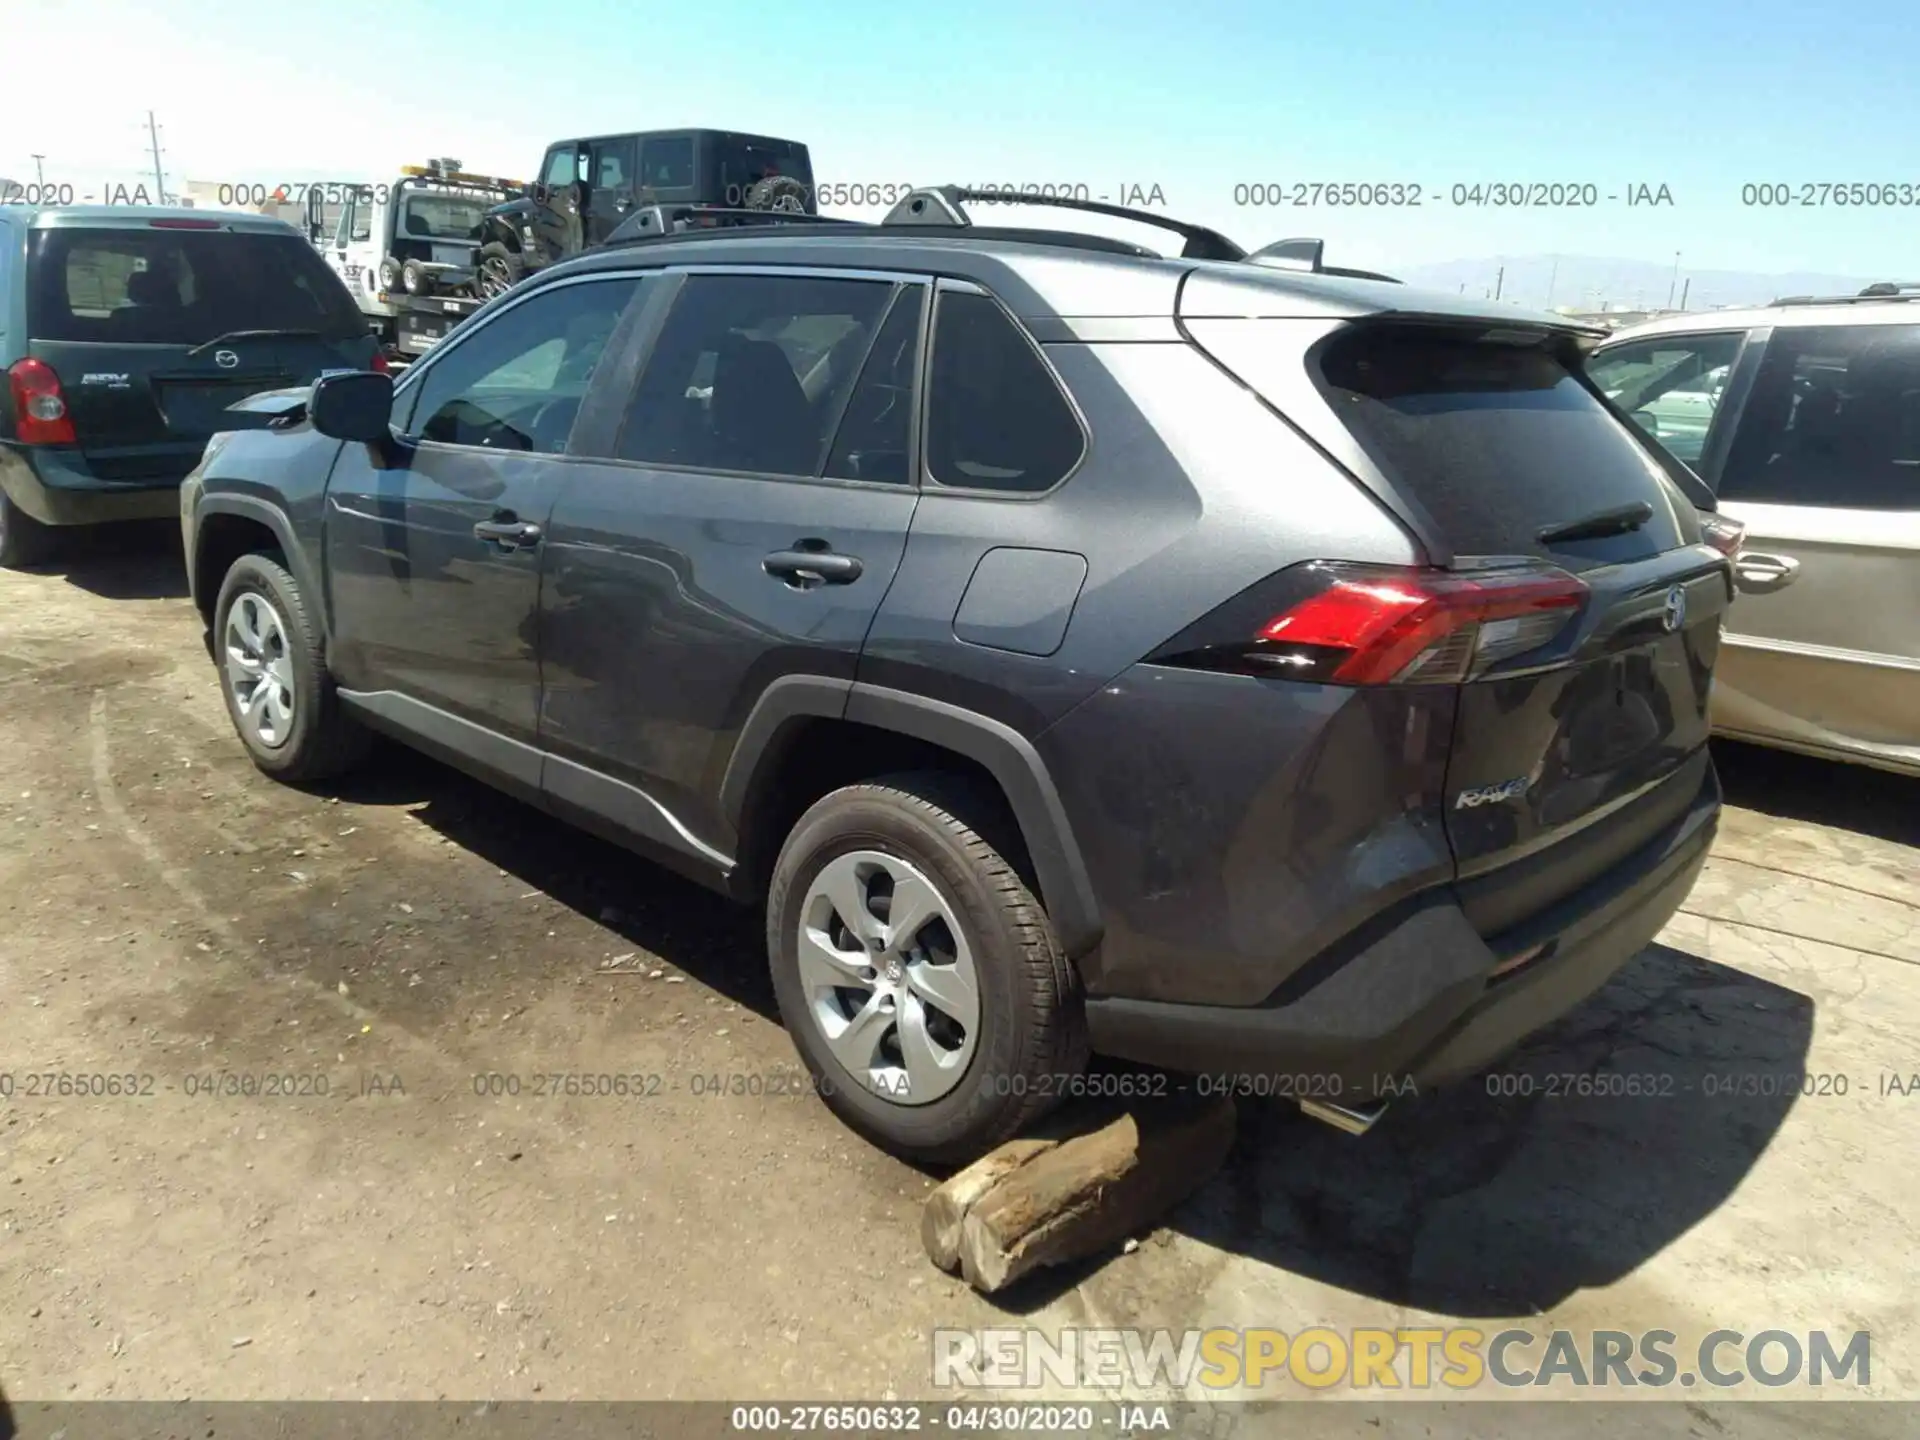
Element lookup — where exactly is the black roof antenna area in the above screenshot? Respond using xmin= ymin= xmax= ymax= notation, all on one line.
xmin=880 ymin=186 xmax=1247 ymax=261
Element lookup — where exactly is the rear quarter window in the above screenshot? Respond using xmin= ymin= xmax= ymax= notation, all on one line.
xmin=1314 ymin=323 xmax=1693 ymax=564
xmin=924 ymin=290 xmax=1085 ymax=493
xmin=27 ymin=226 xmax=363 ymax=344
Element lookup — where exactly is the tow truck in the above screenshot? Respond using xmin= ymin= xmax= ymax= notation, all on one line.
xmin=304 ymin=159 xmax=524 ymax=364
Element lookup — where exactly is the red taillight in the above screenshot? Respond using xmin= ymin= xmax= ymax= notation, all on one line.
xmin=148 ymin=217 xmax=222 ymax=229
xmin=1698 ymin=511 xmax=1746 ymax=560
xmin=1152 ymin=562 xmax=1589 ymax=686
xmin=7 ymin=359 xmax=77 ymax=446
xmin=370 ymin=352 xmax=391 ymax=375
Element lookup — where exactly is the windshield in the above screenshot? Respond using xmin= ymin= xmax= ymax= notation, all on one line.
xmin=400 ymin=192 xmax=492 ymax=239
xmin=27 ymin=226 xmax=364 ymax=345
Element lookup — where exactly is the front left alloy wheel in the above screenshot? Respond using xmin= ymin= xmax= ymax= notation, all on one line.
xmin=213 ymin=552 xmax=370 ymax=782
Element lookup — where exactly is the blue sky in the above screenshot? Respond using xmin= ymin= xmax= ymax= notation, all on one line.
xmin=4 ymin=0 xmax=1916 ymax=282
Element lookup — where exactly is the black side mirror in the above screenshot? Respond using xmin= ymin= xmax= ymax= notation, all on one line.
xmin=310 ymin=371 xmax=394 ymax=445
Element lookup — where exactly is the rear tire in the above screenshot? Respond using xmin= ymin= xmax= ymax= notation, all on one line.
xmin=0 ymin=490 xmax=56 ymax=569
xmin=767 ymin=773 xmax=1087 ymax=1164
xmin=213 ymin=552 xmax=370 ymax=783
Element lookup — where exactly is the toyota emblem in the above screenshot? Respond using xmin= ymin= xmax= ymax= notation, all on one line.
xmin=1661 ymin=584 xmax=1688 ymax=632
xmin=213 ymin=349 xmax=239 ymax=370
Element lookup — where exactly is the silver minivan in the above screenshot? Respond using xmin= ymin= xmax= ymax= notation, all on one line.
xmin=1592 ymin=290 xmax=1920 ymax=776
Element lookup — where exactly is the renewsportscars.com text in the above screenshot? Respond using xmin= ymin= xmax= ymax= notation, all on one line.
xmin=932 ymin=1326 xmax=1872 ymax=1392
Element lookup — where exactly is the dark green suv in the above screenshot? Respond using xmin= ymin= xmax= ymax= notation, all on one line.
xmin=0 ymin=205 xmax=380 ymax=566
xmin=472 ymin=129 xmax=815 ymax=296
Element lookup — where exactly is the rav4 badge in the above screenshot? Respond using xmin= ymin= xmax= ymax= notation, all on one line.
xmin=1455 ymin=776 xmax=1531 ymax=809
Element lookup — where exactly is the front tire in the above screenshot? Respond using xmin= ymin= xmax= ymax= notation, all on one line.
xmin=213 ymin=552 xmax=370 ymax=782
xmin=475 ymin=242 xmax=525 ymax=298
xmin=0 ymin=490 xmax=56 ymax=568
xmin=767 ymin=774 xmax=1087 ymax=1164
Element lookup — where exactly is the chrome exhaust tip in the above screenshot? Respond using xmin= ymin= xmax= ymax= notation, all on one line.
xmin=1299 ymin=1095 xmax=1390 ymax=1135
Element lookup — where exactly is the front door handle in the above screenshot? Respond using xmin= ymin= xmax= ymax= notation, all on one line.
xmin=474 ymin=518 xmax=542 ymax=550
xmin=763 ymin=548 xmax=863 ymax=587
xmin=1733 ymin=551 xmax=1800 ymax=594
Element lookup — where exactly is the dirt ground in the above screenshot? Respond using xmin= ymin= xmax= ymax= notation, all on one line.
xmin=3 ymin=527 xmax=1917 ymax=1426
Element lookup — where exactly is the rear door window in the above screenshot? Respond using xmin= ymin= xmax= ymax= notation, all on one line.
xmin=1313 ymin=323 xmax=1690 ymax=563
xmin=614 ymin=272 xmax=895 ymax=477
xmin=1717 ymin=323 xmax=1920 ymax=510
xmin=587 ymin=138 xmax=635 ymax=192
xmin=825 ymin=286 xmax=926 ymax=485
xmin=26 ymin=226 xmax=364 ymax=345
xmin=924 ymin=290 xmax=1085 ymax=493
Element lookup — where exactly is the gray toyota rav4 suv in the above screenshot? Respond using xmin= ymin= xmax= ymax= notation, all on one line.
xmin=182 ymin=189 xmax=1737 ymax=1162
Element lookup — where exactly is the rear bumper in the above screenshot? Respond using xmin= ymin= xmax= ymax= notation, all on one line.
xmin=0 ymin=444 xmax=186 ymax=527
xmin=1085 ymin=761 xmax=1720 ymax=1096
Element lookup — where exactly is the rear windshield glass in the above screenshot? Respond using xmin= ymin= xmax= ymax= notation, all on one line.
xmin=27 ymin=226 xmax=364 ymax=345
xmin=1315 ymin=325 xmax=1687 ymax=561
xmin=399 ymin=192 xmax=491 ymax=239
xmin=714 ymin=139 xmax=812 ymax=196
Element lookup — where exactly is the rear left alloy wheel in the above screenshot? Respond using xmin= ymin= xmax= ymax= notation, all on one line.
xmin=214 ymin=552 xmax=370 ymax=782
xmin=767 ymin=774 xmax=1087 ymax=1164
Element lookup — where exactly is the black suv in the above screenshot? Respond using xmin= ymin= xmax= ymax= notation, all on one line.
xmin=474 ymin=129 xmax=813 ymax=295
xmin=0 ymin=205 xmax=381 ymax=567
xmin=182 ymin=189 xmax=1734 ymax=1162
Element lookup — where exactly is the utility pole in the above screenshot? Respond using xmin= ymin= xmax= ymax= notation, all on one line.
xmin=1494 ymin=265 xmax=1505 ymax=301
xmin=1666 ymin=250 xmax=1681 ymax=309
xmin=1546 ymin=255 xmax=1559 ymax=308
xmin=145 ymin=111 xmax=168 ymax=204
xmin=1679 ymin=277 xmax=1691 ymax=310
xmin=30 ymin=154 xmax=46 ymax=187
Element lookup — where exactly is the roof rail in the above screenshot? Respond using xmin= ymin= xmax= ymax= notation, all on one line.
xmin=1771 ymin=282 xmax=1920 ymax=307
xmin=880 ymin=186 xmax=1247 ymax=261
xmin=590 ymin=187 xmax=1400 ymax=277
xmin=602 ymin=202 xmax=866 ymax=246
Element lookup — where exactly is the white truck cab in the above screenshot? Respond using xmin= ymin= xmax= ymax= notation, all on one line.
xmin=305 ymin=160 xmax=524 ymax=362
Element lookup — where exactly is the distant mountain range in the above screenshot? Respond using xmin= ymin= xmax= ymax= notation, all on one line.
xmin=1394 ymin=255 xmax=1891 ymax=313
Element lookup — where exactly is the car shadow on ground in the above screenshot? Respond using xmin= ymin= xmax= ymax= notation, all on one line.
xmin=329 ymin=746 xmax=1816 ymax=1321
xmin=324 ymin=743 xmax=777 ymax=1017
xmin=24 ymin=520 xmax=190 ymax=601
xmin=1180 ymin=941 xmax=1812 ymax=1317
xmin=1712 ymin=736 xmax=1920 ymax=849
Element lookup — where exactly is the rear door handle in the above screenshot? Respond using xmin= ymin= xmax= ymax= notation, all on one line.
xmin=1733 ymin=551 xmax=1800 ymax=593
xmin=763 ymin=548 xmax=863 ymax=586
xmin=474 ymin=518 xmax=542 ymax=550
